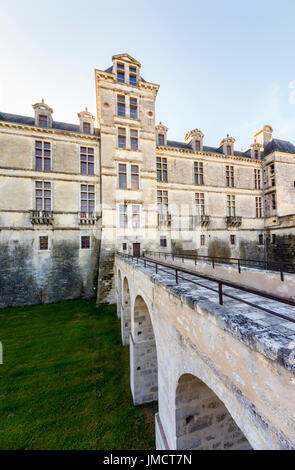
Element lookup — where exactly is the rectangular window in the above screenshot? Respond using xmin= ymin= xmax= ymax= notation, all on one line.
xmin=117 ymin=64 xmax=125 ymax=83
xmin=226 ymin=145 xmax=232 ymax=155
xmin=271 ymin=193 xmax=276 ymax=210
xmin=130 ymin=129 xmax=138 ymax=150
xmin=83 ymin=122 xmax=91 ymax=134
xmin=226 ymin=166 xmax=234 ymax=187
xmin=158 ymin=134 xmax=164 ymax=146
xmin=131 ymin=165 xmax=139 ymax=190
xmin=258 ymin=234 xmax=264 ymax=245
xmin=272 ymin=234 xmax=276 ymax=244
xmin=160 ymin=236 xmax=167 ymax=248
xmin=35 ymin=141 xmax=51 ymax=171
xmin=80 ymin=147 xmax=94 ymax=175
xmin=195 ymin=193 xmax=205 ymax=216
xmin=81 ymin=184 xmax=95 ymax=212
xmin=230 ymin=234 xmax=236 ymax=245
xmin=157 ymin=190 xmax=168 ymax=214
xmin=122 ymin=243 xmax=127 ymax=250
xmin=120 ymin=205 xmax=128 ymax=228
xmin=132 ymin=205 xmax=140 ymax=228
xmin=81 ymin=236 xmax=90 ymax=249
xmin=256 ymin=197 xmax=262 ymax=218
xmin=118 ymin=127 xmax=126 ymax=148
xmin=195 ymin=140 xmax=201 ymax=151
xmin=254 ymin=149 xmax=259 ymax=160
xmin=39 ymin=115 xmax=48 ymax=128
xmin=254 ymin=169 xmax=261 ymax=189
xmin=270 ymin=164 xmax=275 ymax=186
xmin=157 ymin=157 xmax=168 ymax=182
xmin=194 ymin=162 xmax=204 ymax=185
xmin=200 ymin=234 xmax=205 ymax=246
xmin=119 ymin=164 xmax=127 ymax=189
xmin=130 ymin=98 xmax=138 ymax=119
xmin=35 ymin=181 xmax=51 ymax=210
xmin=117 ymin=95 xmax=125 ymax=116
xmin=227 ymin=195 xmax=236 ymax=217
xmin=39 ymin=235 xmax=49 ymax=250
xmin=129 ymin=67 xmax=137 ymax=86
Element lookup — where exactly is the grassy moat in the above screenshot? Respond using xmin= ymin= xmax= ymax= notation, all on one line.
xmin=0 ymin=300 xmax=156 ymax=450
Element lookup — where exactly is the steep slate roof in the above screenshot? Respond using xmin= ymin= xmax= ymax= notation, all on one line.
xmin=0 ymin=112 xmax=99 ymax=136
xmin=166 ymin=140 xmax=251 ymax=158
xmin=264 ymin=138 xmax=295 ymax=157
xmin=166 ymin=138 xmax=295 ymax=159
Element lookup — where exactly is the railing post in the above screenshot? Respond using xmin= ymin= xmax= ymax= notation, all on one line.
xmin=218 ymin=283 xmax=223 ymax=305
xmin=238 ymin=259 xmax=241 ymax=274
xmin=175 ymin=269 xmax=178 ymax=284
xmin=280 ymin=264 xmax=284 ymax=282
xmin=212 ymin=257 xmax=215 ymax=269
xmin=156 ymin=263 xmax=158 ymax=274
xmin=144 ymin=259 xmax=146 ymax=268
xmin=195 ymin=256 xmax=197 ymax=266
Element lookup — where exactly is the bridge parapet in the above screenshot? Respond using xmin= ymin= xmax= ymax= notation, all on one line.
xmin=116 ymin=254 xmax=295 ymax=450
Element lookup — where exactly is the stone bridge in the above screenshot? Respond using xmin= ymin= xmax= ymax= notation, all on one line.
xmin=115 ymin=254 xmax=295 ymax=450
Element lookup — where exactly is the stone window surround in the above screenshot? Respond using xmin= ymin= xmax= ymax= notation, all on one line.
xmin=116 ymin=125 xmax=141 ymax=151
xmin=36 ymin=233 xmax=51 ymax=251
xmin=34 ymin=180 xmax=53 ymax=211
xmin=114 ymin=60 xmax=139 ymax=87
xmin=117 ymin=203 xmax=142 ymax=229
xmin=116 ymin=93 xmax=139 ymax=119
xmin=80 ymin=234 xmax=91 ymax=250
xmin=116 ymin=162 xmax=141 ymax=190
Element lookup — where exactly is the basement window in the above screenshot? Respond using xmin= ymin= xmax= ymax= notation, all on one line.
xmin=39 ymin=236 xmax=49 ymax=250
xmin=230 ymin=234 xmax=236 ymax=245
xmin=81 ymin=236 xmax=90 ymax=249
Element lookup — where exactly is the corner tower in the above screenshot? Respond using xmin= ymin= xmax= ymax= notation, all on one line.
xmin=95 ymin=54 xmax=160 ymax=304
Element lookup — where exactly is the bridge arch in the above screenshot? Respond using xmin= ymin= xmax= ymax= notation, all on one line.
xmin=121 ymin=276 xmax=131 ymax=346
xmin=116 ymin=269 xmax=122 ymax=319
xmin=130 ymin=294 xmax=158 ymax=405
xmin=175 ymin=373 xmax=252 ymax=450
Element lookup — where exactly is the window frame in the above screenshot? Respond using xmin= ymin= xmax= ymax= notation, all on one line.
xmin=194 ymin=161 xmax=204 ymax=185
xmin=157 ymin=157 xmax=168 ymax=182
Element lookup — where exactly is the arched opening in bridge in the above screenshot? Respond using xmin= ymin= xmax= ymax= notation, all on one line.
xmin=175 ymin=374 xmax=252 ymax=450
xmin=130 ymin=295 xmax=158 ymax=405
xmin=121 ymin=277 xmax=131 ymax=346
xmin=117 ymin=269 xmax=122 ymax=319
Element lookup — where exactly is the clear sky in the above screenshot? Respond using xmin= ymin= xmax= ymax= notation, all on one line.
xmin=1 ymin=0 xmax=295 ymax=150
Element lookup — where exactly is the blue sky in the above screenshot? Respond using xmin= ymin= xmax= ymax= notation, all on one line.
xmin=1 ymin=0 xmax=295 ymax=150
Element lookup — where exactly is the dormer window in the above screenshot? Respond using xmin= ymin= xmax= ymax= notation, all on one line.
xmin=83 ymin=122 xmax=91 ymax=135
xmin=129 ymin=66 xmax=137 ymax=86
xmin=254 ymin=149 xmax=259 ymax=160
xmin=226 ymin=145 xmax=232 ymax=155
xmin=117 ymin=63 xmax=125 ymax=83
xmin=39 ymin=115 xmax=48 ymax=128
xmin=195 ymin=140 xmax=201 ymax=151
xmin=158 ymin=134 xmax=164 ymax=146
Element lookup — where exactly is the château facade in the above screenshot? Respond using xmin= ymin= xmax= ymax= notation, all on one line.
xmin=1 ymin=53 xmax=295 ymax=307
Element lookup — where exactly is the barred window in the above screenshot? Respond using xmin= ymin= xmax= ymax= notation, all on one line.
xmin=132 ymin=205 xmax=140 ymax=228
xmin=227 ymin=195 xmax=236 ymax=217
xmin=35 ymin=141 xmax=51 ymax=171
xmin=157 ymin=190 xmax=168 ymax=214
xmin=256 ymin=197 xmax=262 ymax=218
xmin=117 ymin=95 xmax=125 ymax=117
xmin=226 ymin=166 xmax=234 ymax=187
xmin=131 ymin=165 xmax=139 ymax=190
xmin=254 ymin=169 xmax=261 ymax=189
xmin=195 ymin=193 xmax=205 ymax=216
xmin=230 ymin=234 xmax=236 ymax=245
xmin=81 ymin=184 xmax=95 ymax=212
xmin=118 ymin=127 xmax=126 ymax=148
xmin=157 ymin=157 xmax=168 ymax=182
xmin=120 ymin=205 xmax=128 ymax=228
xmin=160 ymin=236 xmax=167 ymax=247
xmin=200 ymin=234 xmax=205 ymax=246
xmin=194 ymin=162 xmax=204 ymax=185
xmin=80 ymin=147 xmax=94 ymax=175
xmin=130 ymin=98 xmax=138 ymax=119
xmin=130 ymin=129 xmax=138 ymax=150
xmin=39 ymin=236 xmax=49 ymax=250
xmin=158 ymin=134 xmax=164 ymax=146
xmin=81 ymin=236 xmax=90 ymax=249
xmin=119 ymin=164 xmax=127 ymax=189
xmin=83 ymin=122 xmax=91 ymax=135
xmin=35 ymin=181 xmax=51 ymax=210
xmin=39 ymin=115 xmax=48 ymax=128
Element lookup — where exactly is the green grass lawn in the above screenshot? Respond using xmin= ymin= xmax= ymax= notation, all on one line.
xmin=0 ymin=300 xmax=156 ymax=450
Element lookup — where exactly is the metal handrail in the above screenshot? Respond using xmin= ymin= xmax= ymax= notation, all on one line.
xmin=145 ymin=251 xmax=295 ymax=281
xmin=117 ymin=252 xmax=295 ymax=324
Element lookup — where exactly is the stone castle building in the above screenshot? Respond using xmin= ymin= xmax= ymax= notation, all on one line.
xmin=1 ymin=53 xmax=295 ymax=307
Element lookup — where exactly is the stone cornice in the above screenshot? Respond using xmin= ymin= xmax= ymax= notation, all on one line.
xmin=95 ymin=68 xmax=160 ymax=94
xmin=156 ymin=145 xmax=262 ymax=165
xmin=0 ymin=121 xmax=100 ymax=141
